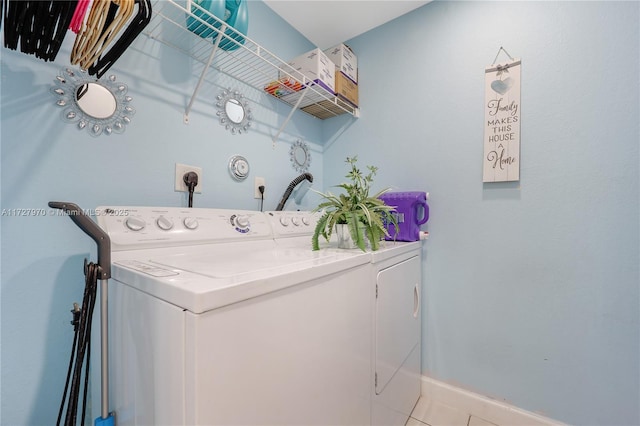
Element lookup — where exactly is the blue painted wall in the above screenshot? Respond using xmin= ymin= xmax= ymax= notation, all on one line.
xmin=324 ymin=1 xmax=639 ymax=425
xmin=1 ymin=1 xmax=639 ymax=425
xmin=0 ymin=2 xmax=322 ymax=424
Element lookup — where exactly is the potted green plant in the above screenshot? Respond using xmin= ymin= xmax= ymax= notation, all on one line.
xmin=312 ymin=156 xmax=398 ymax=251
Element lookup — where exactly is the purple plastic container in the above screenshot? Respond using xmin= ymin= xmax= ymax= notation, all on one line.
xmin=379 ymin=191 xmax=429 ymax=241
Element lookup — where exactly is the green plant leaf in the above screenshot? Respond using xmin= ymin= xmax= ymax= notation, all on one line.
xmin=312 ymin=212 xmax=330 ymax=250
xmin=310 ymin=156 xmax=398 ymax=252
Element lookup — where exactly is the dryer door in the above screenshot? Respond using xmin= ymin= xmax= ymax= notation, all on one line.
xmin=375 ymin=255 xmax=421 ymax=395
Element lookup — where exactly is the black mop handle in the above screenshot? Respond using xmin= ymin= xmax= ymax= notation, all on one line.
xmin=48 ymin=201 xmax=111 ymax=279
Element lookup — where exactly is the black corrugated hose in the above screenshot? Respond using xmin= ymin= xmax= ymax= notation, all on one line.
xmin=57 ymin=261 xmax=99 ymax=426
xmin=275 ymin=173 xmax=313 ymax=211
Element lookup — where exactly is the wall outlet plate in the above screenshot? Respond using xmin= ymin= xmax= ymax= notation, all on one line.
xmin=175 ymin=163 xmax=202 ymax=193
xmin=254 ymin=176 xmax=265 ymax=199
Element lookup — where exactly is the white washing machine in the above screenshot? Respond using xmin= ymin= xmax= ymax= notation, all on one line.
xmin=265 ymin=211 xmax=423 ymax=426
xmin=94 ymin=206 xmax=373 ymax=426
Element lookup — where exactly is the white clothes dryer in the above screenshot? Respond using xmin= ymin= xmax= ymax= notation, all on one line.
xmin=265 ymin=211 xmax=424 ymax=426
xmin=370 ymin=241 xmax=423 ymax=426
xmin=94 ymin=206 xmax=373 ymax=426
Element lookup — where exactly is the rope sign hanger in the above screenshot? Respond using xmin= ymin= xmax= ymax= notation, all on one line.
xmin=487 ymin=46 xmax=521 ymax=73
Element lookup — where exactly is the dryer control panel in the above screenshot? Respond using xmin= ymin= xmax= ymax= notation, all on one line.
xmin=96 ymin=206 xmax=273 ymax=251
xmin=263 ymin=211 xmax=320 ymax=239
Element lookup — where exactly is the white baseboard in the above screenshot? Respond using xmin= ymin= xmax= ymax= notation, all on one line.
xmin=414 ymin=376 xmax=566 ymax=426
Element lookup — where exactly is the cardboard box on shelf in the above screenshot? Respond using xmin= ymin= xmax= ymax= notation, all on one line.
xmin=324 ymin=43 xmax=357 ymax=83
xmin=335 ymin=71 xmax=358 ymax=107
xmin=280 ymin=48 xmax=336 ymax=96
xmin=300 ymin=98 xmax=357 ymax=120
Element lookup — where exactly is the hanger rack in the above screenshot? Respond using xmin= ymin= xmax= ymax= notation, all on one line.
xmin=143 ymin=0 xmax=359 ymax=141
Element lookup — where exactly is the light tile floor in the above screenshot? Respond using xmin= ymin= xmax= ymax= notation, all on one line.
xmin=407 ymin=397 xmax=499 ymax=426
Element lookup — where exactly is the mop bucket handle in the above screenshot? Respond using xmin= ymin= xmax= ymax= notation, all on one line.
xmin=48 ymin=201 xmax=111 ymax=279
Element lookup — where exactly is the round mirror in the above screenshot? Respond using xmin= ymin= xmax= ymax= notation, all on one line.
xmin=289 ymin=139 xmax=311 ymax=173
xmin=225 ymin=98 xmax=245 ymax=124
xmin=75 ymin=83 xmax=117 ymax=119
xmin=215 ymin=88 xmax=252 ymax=135
xmin=294 ymin=146 xmax=307 ymax=165
xmin=51 ymin=68 xmax=135 ymax=137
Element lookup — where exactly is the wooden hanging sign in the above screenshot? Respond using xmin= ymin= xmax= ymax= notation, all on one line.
xmin=483 ymin=50 xmax=521 ymax=183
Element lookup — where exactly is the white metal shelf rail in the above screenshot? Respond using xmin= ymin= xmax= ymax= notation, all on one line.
xmin=143 ymin=0 xmax=359 ymax=142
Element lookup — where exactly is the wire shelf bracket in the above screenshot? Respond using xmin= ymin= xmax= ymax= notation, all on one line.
xmin=144 ymin=0 xmax=359 ymax=139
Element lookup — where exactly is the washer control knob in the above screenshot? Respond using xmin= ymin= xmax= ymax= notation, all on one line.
xmin=291 ymin=217 xmax=301 ymax=226
xmin=125 ymin=217 xmax=146 ymax=231
xmin=156 ymin=215 xmax=174 ymax=230
xmin=234 ymin=215 xmax=250 ymax=229
xmin=302 ymin=217 xmax=311 ymax=226
xmin=183 ymin=217 xmax=199 ymax=230
xmin=279 ymin=217 xmax=290 ymax=227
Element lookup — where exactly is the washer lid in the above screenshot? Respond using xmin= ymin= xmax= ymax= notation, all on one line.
xmin=111 ymin=242 xmax=370 ymax=313
xmin=149 ymin=242 xmax=338 ymax=278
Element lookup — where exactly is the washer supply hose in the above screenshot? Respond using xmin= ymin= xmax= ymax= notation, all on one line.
xmin=275 ymin=173 xmax=313 ymax=211
xmin=57 ymin=262 xmax=99 ymax=426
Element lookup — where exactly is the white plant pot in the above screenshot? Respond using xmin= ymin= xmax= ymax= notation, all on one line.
xmin=335 ymin=223 xmax=369 ymax=249
xmin=335 ymin=224 xmax=356 ymax=249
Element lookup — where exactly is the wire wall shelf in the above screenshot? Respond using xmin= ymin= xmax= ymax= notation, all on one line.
xmin=144 ymin=0 xmax=359 ymax=133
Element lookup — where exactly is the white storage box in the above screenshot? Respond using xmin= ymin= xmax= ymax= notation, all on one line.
xmin=280 ymin=48 xmax=336 ymax=95
xmin=324 ymin=43 xmax=357 ymax=83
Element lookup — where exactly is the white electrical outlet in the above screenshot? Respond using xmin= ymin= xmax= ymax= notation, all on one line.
xmin=175 ymin=163 xmax=202 ymax=193
xmin=254 ymin=176 xmax=265 ymax=199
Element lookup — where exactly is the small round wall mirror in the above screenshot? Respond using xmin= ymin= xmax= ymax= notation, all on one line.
xmin=75 ymin=83 xmax=117 ymax=119
xmin=225 ymin=98 xmax=245 ymax=123
xmin=50 ymin=68 xmax=135 ymax=137
xmin=289 ymin=139 xmax=311 ymax=173
xmin=216 ymin=88 xmax=252 ymax=135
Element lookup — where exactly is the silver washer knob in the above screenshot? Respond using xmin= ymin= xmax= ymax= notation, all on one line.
xmin=156 ymin=215 xmax=174 ymax=230
xmin=125 ymin=217 xmax=146 ymax=231
xmin=183 ymin=217 xmax=199 ymax=230
xmin=235 ymin=215 xmax=250 ymax=228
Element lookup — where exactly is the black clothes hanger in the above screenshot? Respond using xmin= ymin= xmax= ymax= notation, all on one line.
xmin=88 ymin=0 xmax=151 ymax=78
xmin=36 ymin=1 xmax=77 ymax=61
xmin=4 ymin=0 xmax=77 ymax=62
xmin=4 ymin=1 xmax=28 ymax=50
